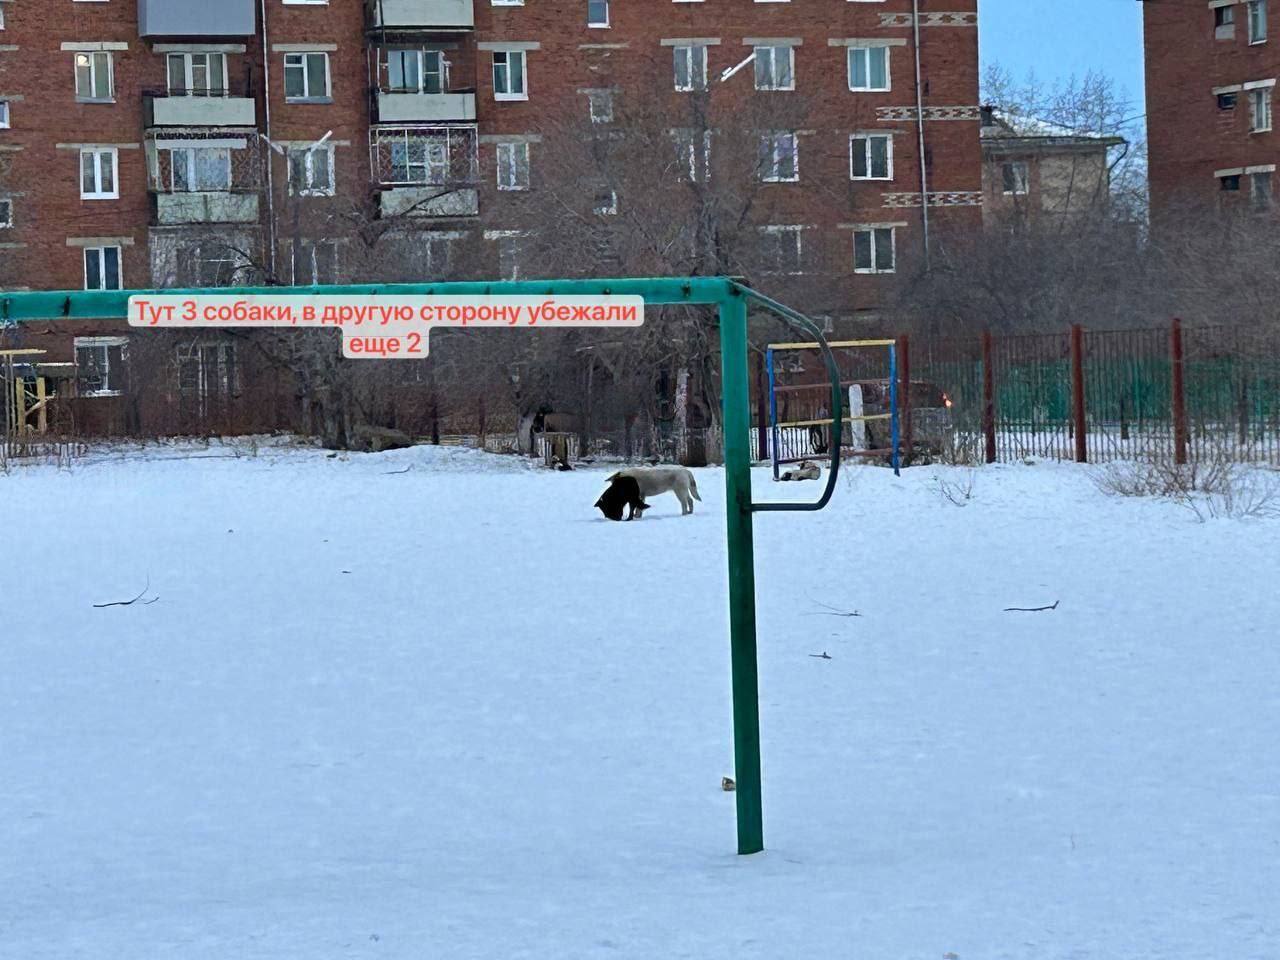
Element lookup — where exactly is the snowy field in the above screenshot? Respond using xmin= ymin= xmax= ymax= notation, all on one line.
xmin=2 ymin=442 xmax=1278 ymax=960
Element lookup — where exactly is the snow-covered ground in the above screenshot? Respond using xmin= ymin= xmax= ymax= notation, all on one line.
xmin=2 ymin=444 xmax=1278 ymax=959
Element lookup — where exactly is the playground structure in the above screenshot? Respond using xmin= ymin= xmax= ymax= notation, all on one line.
xmin=767 ymin=338 xmax=902 ymax=478
xmin=1 ymin=348 xmax=79 ymax=460
xmin=0 ymin=277 xmax=844 ymax=857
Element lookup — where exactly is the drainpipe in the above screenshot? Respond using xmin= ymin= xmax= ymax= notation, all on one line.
xmin=260 ymin=0 xmax=278 ymax=280
xmin=912 ymin=0 xmax=930 ymax=269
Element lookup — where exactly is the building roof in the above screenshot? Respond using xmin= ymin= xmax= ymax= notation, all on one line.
xmin=980 ymin=106 xmax=1126 ymax=156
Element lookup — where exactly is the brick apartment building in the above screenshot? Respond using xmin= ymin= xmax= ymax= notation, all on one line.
xmin=0 ymin=0 xmax=981 ymax=436
xmin=1144 ymin=0 xmax=1277 ymax=217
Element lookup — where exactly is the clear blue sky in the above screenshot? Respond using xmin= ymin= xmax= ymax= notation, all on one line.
xmin=979 ymin=0 xmax=1146 ymax=111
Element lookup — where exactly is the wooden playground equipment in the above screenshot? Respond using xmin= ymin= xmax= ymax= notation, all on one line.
xmin=1 ymin=348 xmax=77 ymax=458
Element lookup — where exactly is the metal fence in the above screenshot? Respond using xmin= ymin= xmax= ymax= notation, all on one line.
xmin=904 ymin=321 xmax=1280 ymax=466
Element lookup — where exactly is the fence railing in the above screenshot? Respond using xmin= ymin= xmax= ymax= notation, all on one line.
xmin=902 ymin=321 xmax=1280 ymax=466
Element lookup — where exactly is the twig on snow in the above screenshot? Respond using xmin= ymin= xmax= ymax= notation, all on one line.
xmin=1003 ymin=600 xmax=1060 ymax=612
xmin=808 ymin=651 xmax=833 ymax=660
xmin=383 ymin=465 xmax=413 ymax=475
xmin=93 ymin=577 xmax=159 ymax=608
xmin=804 ymin=597 xmax=862 ymax=618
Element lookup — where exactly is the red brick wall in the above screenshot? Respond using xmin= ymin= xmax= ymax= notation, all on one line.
xmin=1144 ymin=0 xmax=1280 ymax=216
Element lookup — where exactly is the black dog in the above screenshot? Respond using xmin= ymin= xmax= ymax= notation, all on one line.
xmin=594 ymin=475 xmax=649 ymax=521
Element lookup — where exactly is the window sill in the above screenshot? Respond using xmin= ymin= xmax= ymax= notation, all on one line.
xmin=79 ymin=390 xmax=123 ymax=398
xmin=81 ymin=195 xmax=120 ymax=201
xmin=852 ymin=176 xmax=894 ymax=182
xmin=284 ymin=97 xmax=334 ymax=105
xmin=494 ymin=94 xmax=529 ymax=102
xmin=75 ymin=98 xmax=117 ymax=105
xmin=853 ymin=269 xmax=895 ymax=275
xmin=849 ymin=87 xmax=891 ymax=94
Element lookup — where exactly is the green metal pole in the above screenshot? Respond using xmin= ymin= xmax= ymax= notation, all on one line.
xmin=719 ymin=289 xmax=764 ymax=855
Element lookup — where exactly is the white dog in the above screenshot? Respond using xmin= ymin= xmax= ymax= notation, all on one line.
xmin=606 ymin=467 xmax=702 ymax=515
xmin=780 ymin=460 xmax=821 ymax=482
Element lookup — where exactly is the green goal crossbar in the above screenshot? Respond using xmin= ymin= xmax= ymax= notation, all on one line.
xmin=0 ymin=276 xmax=843 ymax=856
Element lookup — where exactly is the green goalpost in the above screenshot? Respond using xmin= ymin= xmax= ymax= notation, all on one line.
xmin=0 ymin=276 xmax=843 ymax=856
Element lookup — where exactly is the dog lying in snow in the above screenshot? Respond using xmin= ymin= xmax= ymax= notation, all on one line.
xmin=606 ymin=466 xmax=702 ymax=515
xmin=780 ymin=460 xmax=821 ymax=482
xmin=595 ymin=475 xmax=649 ymax=521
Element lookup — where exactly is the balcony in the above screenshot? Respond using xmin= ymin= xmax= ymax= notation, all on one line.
xmin=370 ymin=125 xmax=479 ymax=218
xmin=376 ymin=91 xmax=475 ymax=123
xmin=369 ymin=0 xmax=474 ymax=30
xmin=156 ymin=192 xmax=260 ymax=225
xmin=147 ymin=94 xmax=257 ymax=127
xmin=138 ymin=0 xmax=256 ymax=36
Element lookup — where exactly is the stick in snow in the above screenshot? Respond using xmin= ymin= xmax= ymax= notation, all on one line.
xmin=808 ymin=651 xmax=832 ymax=660
xmin=384 ymin=465 xmax=413 ymax=475
xmin=93 ymin=577 xmax=159 ymax=608
xmin=1003 ymin=600 xmax=1060 ymax=612
xmin=804 ymin=597 xmax=862 ymax=618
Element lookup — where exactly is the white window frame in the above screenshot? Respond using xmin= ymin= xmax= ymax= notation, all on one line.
xmin=492 ymin=49 xmax=528 ymax=101
xmin=587 ymin=89 xmax=614 ymax=123
xmin=167 ymin=52 xmax=229 ymax=96
xmin=283 ymin=51 xmax=332 ymax=102
xmin=852 ymin=226 xmax=896 ymax=274
xmin=850 ymin=133 xmax=893 ymax=180
xmin=384 ymin=48 xmax=447 ymax=94
xmin=74 ymin=51 xmax=114 ymax=102
xmin=83 ymin=245 xmax=123 ymax=291
xmin=297 ymin=239 xmax=339 ymax=285
xmin=753 ymin=45 xmax=795 ymax=91
xmin=1001 ymin=160 xmax=1030 ymax=195
xmin=74 ymin=336 xmax=128 ymax=398
xmin=588 ymin=0 xmax=610 ymax=27
xmin=1251 ymin=87 xmax=1273 ymax=131
xmin=760 ymin=132 xmax=799 ymax=182
xmin=1249 ymin=0 xmax=1268 ymax=43
xmin=848 ymin=45 xmax=890 ymax=92
xmin=80 ymin=147 xmax=119 ymax=200
xmin=760 ymin=225 xmax=805 ymax=275
xmin=496 ymin=141 xmax=530 ymax=190
xmin=673 ymin=44 xmax=707 ymax=92
xmin=0 ymin=100 xmax=9 ymax=128
xmin=167 ymin=146 xmax=233 ymax=192
xmin=594 ymin=187 xmax=618 ymax=215
xmin=672 ymin=128 xmax=712 ymax=182
xmin=287 ymin=144 xmax=336 ymax=196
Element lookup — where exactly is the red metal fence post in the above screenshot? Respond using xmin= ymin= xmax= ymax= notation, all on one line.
xmin=982 ymin=329 xmax=997 ymax=463
xmin=898 ymin=333 xmax=913 ymax=456
xmin=1071 ymin=324 xmax=1088 ymax=463
xmin=1171 ymin=318 xmax=1188 ymax=465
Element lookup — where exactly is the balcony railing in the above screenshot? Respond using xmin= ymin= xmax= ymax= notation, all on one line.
xmin=138 ymin=0 xmax=256 ymax=37
xmin=144 ymin=129 xmax=263 ymax=224
xmin=366 ymin=0 xmax=474 ymax=30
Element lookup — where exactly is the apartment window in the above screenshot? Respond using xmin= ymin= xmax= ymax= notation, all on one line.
xmin=180 ymin=244 xmax=244 ymax=287
xmin=1002 ymin=160 xmax=1030 ymax=195
xmin=492 ymin=50 xmax=527 ymax=101
xmin=853 ymin=226 xmax=895 ymax=273
xmin=83 ymin=246 xmax=122 ymax=290
xmin=587 ymin=89 xmax=613 ymax=123
xmin=759 ymin=132 xmax=799 ymax=182
xmin=594 ymin=187 xmax=617 ymax=214
xmin=287 ymin=145 xmax=335 ymax=196
xmin=760 ymin=226 xmax=803 ymax=275
xmin=496 ymin=141 xmax=530 ymax=190
xmin=850 ymin=133 xmax=892 ymax=180
xmin=169 ymin=147 xmax=232 ymax=192
xmin=673 ymin=44 xmax=707 ymax=92
xmin=1216 ymin=4 xmax=1236 ymax=39
xmin=80 ymin=148 xmax=118 ymax=199
xmin=75 ymin=337 xmax=127 ymax=397
xmin=0 ymin=199 xmax=11 ymax=227
xmin=754 ymin=45 xmax=794 ymax=91
xmin=848 ymin=46 xmax=889 ymax=92
xmin=298 ymin=240 xmax=338 ymax=284
xmin=167 ymin=52 xmax=228 ymax=96
xmin=177 ymin=342 xmax=238 ymax=407
xmin=390 ymin=136 xmax=449 ymax=184
xmin=673 ymin=128 xmax=711 ymax=181
xmin=1219 ymin=91 xmax=1239 ymax=110
xmin=74 ymin=51 xmax=113 ymax=101
xmin=283 ymin=52 xmax=331 ymax=101
xmin=1251 ymin=87 xmax=1273 ymax=131
xmin=497 ymin=235 xmax=522 ymax=280
xmin=0 ymin=100 xmax=9 ymax=128
xmin=1249 ymin=0 xmax=1268 ymax=42
xmin=588 ymin=0 xmax=609 ymax=27
xmin=1220 ymin=173 xmax=1242 ymax=191
xmin=1252 ymin=170 xmax=1273 ymax=208
xmin=386 ymin=48 xmax=446 ymax=94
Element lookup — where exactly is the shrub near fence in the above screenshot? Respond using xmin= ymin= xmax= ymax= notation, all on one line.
xmin=899 ymin=321 xmax=1280 ymax=466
